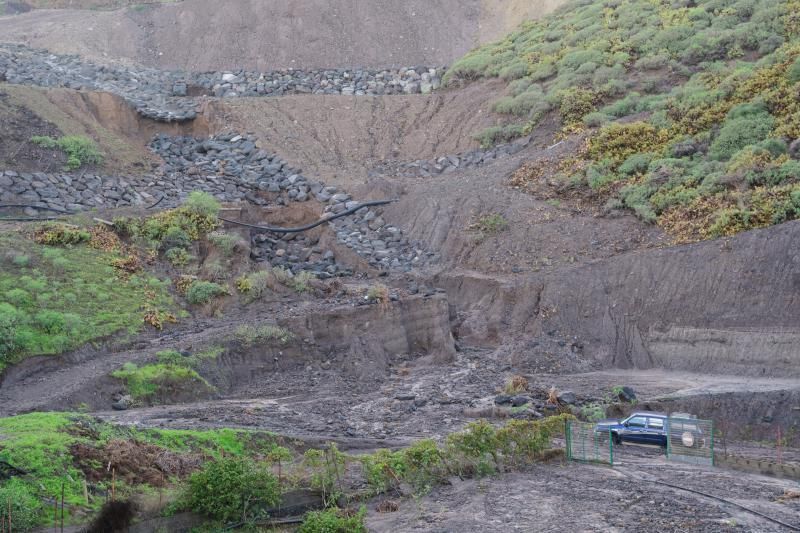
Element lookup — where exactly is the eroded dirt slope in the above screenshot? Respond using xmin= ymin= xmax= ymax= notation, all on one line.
xmin=207 ymin=80 xmax=507 ymax=187
xmin=0 ymin=0 xmax=565 ymax=71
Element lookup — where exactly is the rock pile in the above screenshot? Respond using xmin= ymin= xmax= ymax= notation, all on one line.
xmin=0 ymin=43 xmax=198 ymax=122
xmin=192 ymin=66 xmax=443 ymax=97
xmin=370 ymin=135 xmax=532 ymax=178
xmin=0 ymin=169 xmax=200 ymax=213
xmin=150 ymin=133 xmax=432 ymax=272
xmin=0 ymin=43 xmax=444 ymax=122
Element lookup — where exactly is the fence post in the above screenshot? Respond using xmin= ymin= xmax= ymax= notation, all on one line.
xmin=710 ymin=420 xmax=715 ymax=467
xmin=565 ymin=420 xmax=572 ymax=461
xmin=666 ymin=418 xmax=671 ymax=460
xmin=609 ymin=430 xmax=614 ymax=466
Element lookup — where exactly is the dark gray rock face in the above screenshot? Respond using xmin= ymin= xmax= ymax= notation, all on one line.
xmin=369 ymin=136 xmax=532 ymax=179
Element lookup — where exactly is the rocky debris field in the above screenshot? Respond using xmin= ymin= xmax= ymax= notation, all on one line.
xmin=0 ymin=43 xmax=444 ymax=121
xmin=370 ymin=135 xmax=533 ymax=179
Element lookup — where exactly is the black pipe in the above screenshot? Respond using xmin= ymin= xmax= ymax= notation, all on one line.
xmin=218 ymin=199 xmax=396 ymax=233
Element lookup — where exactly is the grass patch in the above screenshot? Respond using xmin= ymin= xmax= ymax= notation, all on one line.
xmin=299 ymin=507 xmax=367 ymax=533
xmin=233 ymin=324 xmax=294 ymax=346
xmin=30 ymin=135 xmax=103 ymax=170
xmin=470 ymin=213 xmax=509 ymax=235
xmin=0 ymin=412 xmax=277 ymax=527
xmin=111 ymin=361 xmax=214 ymax=403
xmin=0 ymin=230 xmax=175 ymax=371
xmin=236 ymin=268 xmax=315 ymax=301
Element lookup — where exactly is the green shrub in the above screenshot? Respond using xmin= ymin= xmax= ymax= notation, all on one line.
xmin=160 ymin=226 xmax=191 ymax=251
xmin=499 ymin=60 xmax=529 ymax=80
xmin=0 ymin=302 xmax=23 ymax=362
xmin=474 ymin=124 xmax=526 ymax=147
xmin=33 ymin=223 xmax=91 ymax=246
xmin=788 ymin=56 xmax=800 ymax=83
xmin=291 ymin=270 xmax=315 ymax=293
xmin=528 ymin=61 xmax=557 ymax=82
xmin=141 ymin=194 xmax=220 ymax=244
xmin=492 ymin=89 xmax=549 ymax=118
xmin=165 ymin=247 xmax=191 ymax=267
xmin=557 ymin=88 xmax=597 ymax=125
xmin=709 ymin=105 xmax=775 ymax=160
xmin=582 ymin=111 xmax=610 ymax=128
xmin=11 ymin=254 xmax=30 ymax=267
xmin=558 ymin=49 xmax=604 ymax=71
xmin=185 ymin=281 xmax=227 ymax=305
xmin=236 ymin=270 xmax=274 ymax=300
xmin=233 ymin=324 xmax=293 ymax=346
xmin=443 ymin=51 xmax=495 ymax=83
xmin=298 ymin=507 xmax=367 ymax=533
xmin=0 ymin=478 xmax=42 ymax=532
xmin=208 ymin=231 xmax=239 ymax=256
xmin=619 ymin=153 xmax=655 ymax=176
xmin=156 ymin=349 xmax=187 ymax=367
xmin=183 ymin=191 xmax=221 ymax=218
xmin=589 ymin=122 xmax=668 ymax=165
xmin=187 ymin=456 xmax=279 ymax=522
xmin=5 ymin=288 xmax=33 ymax=308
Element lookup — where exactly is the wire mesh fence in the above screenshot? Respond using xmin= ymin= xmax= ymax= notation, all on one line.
xmin=566 ymin=420 xmax=614 ymax=465
xmin=666 ymin=416 xmax=714 ymax=466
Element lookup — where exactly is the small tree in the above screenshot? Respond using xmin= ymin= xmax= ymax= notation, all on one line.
xmin=187 ymin=456 xmax=280 ymax=522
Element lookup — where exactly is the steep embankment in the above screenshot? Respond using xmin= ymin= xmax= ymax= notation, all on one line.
xmin=438 ymin=220 xmax=800 ymax=377
xmin=0 ymin=0 xmax=565 ymax=71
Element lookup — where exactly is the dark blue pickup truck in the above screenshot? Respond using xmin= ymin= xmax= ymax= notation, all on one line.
xmin=595 ymin=412 xmax=704 ymax=448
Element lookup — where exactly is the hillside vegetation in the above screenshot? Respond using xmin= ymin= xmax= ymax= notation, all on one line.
xmin=447 ymin=0 xmax=800 ymax=241
xmin=0 ymin=411 xmax=571 ymax=529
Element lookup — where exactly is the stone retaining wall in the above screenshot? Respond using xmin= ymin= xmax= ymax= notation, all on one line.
xmin=369 ymin=135 xmax=532 ymax=178
xmin=0 ymin=43 xmax=444 ymax=122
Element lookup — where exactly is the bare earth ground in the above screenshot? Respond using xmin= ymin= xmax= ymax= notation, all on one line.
xmin=366 ymin=453 xmax=800 ymax=532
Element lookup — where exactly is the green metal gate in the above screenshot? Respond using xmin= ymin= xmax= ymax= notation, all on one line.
xmin=566 ymin=420 xmax=614 ymax=465
xmin=666 ymin=416 xmax=714 ymax=466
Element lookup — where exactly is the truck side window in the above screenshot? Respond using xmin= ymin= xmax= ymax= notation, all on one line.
xmin=627 ymin=416 xmax=646 ymax=427
xmin=648 ymin=418 xmax=664 ymax=429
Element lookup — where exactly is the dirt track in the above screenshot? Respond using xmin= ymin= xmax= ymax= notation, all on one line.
xmin=366 ymin=451 xmax=800 ymax=532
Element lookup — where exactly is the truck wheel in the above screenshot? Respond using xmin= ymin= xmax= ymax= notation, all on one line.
xmin=612 ymin=433 xmax=622 ymax=446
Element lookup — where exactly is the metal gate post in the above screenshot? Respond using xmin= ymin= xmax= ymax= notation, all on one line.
xmin=609 ymin=430 xmax=614 ymax=466
xmin=666 ymin=418 xmax=671 ymax=460
xmin=565 ymin=420 xmax=572 ymax=461
xmin=710 ymin=420 xmax=715 ymax=467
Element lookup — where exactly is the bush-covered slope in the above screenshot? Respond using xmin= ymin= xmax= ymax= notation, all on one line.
xmin=447 ymin=0 xmax=800 ymax=241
